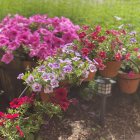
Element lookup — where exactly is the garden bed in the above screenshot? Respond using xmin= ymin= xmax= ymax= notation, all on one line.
xmin=37 ymin=87 xmax=140 ymax=140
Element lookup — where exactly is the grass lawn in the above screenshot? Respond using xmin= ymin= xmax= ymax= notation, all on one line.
xmin=0 ymin=0 xmax=140 ymax=30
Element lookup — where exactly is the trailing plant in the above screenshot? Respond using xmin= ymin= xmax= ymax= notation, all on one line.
xmin=19 ymin=43 xmax=97 ymax=93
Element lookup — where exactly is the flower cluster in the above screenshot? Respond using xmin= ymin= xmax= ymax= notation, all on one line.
xmin=10 ymin=94 xmax=34 ymax=108
xmin=0 ymin=95 xmax=61 ymax=140
xmin=0 ymin=14 xmax=80 ymax=64
xmin=76 ymin=25 xmax=129 ymax=70
xmin=47 ymin=88 xmax=70 ymax=111
xmin=20 ymin=43 xmax=97 ymax=93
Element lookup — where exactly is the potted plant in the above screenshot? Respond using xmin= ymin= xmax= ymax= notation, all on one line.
xmin=75 ymin=25 xmax=129 ymax=78
xmin=0 ymin=14 xmax=80 ymax=98
xmin=118 ymin=45 xmax=140 ymax=94
xmin=20 ymin=43 xmax=97 ymax=96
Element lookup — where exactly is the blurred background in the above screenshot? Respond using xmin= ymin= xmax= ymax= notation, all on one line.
xmin=0 ymin=0 xmax=140 ymax=30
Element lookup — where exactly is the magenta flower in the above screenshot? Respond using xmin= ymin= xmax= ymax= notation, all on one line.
xmin=0 ymin=14 xmax=80 ymax=63
xmin=1 ymin=53 xmax=14 ymax=64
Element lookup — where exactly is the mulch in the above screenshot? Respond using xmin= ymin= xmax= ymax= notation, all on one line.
xmin=37 ymin=85 xmax=140 ymax=140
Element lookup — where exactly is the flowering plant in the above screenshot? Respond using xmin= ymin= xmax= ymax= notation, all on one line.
xmin=20 ymin=43 xmax=97 ymax=93
xmin=120 ymin=31 xmax=140 ymax=75
xmin=0 ymin=94 xmax=61 ymax=140
xmin=0 ymin=14 xmax=79 ymax=64
xmin=75 ymin=25 xmax=129 ymax=70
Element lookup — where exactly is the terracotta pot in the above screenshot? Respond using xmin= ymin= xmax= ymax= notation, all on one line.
xmin=84 ymin=72 xmax=96 ymax=81
xmin=118 ymin=72 xmax=140 ymax=94
xmin=99 ymin=61 xmax=121 ymax=78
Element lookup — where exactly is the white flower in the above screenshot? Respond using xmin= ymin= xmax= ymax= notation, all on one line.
xmin=114 ymin=16 xmax=122 ymax=21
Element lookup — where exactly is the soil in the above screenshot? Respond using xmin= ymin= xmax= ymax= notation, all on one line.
xmin=37 ymin=85 xmax=140 ymax=140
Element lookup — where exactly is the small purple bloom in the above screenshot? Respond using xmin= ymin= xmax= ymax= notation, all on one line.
xmin=64 ymin=59 xmax=72 ymax=64
xmin=89 ymin=64 xmax=97 ymax=72
xmin=50 ymin=80 xmax=59 ymax=88
xmin=63 ymin=65 xmax=73 ymax=73
xmin=72 ymin=57 xmax=80 ymax=61
xmin=42 ymin=73 xmax=50 ymax=81
xmin=26 ymin=74 xmax=34 ymax=84
xmin=17 ymin=73 xmax=24 ymax=79
xmin=85 ymin=57 xmax=92 ymax=63
xmin=130 ymin=38 xmax=137 ymax=43
xmin=38 ymin=65 xmax=46 ymax=72
xmin=48 ymin=63 xmax=53 ymax=68
xmin=75 ymin=52 xmax=81 ymax=57
xmin=129 ymin=31 xmax=136 ymax=36
xmin=32 ymin=82 xmax=42 ymax=92
xmin=52 ymin=62 xmax=60 ymax=69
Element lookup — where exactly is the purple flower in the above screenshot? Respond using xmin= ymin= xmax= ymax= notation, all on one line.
xmin=17 ymin=73 xmax=24 ymax=79
xmin=72 ymin=57 xmax=80 ymax=61
xmin=48 ymin=63 xmax=53 ymax=68
xmin=50 ymin=80 xmax=59 ymax=88
xmin=38 ymin=65 xmax=46 ymax=72
xmin=42 ymin=73 xmax=56 ymax=81
xmin=44 ymin=85 xmax=53 ymax=94
xmin=85 ymin=57 xmax=92 ymax=63
xmin=52 ymin=62 xmax=60 ymax=69
xmin=82 ymin=70 xmax=89 ymax=79
xmin=75 ymin=52 xmax=81 ymax=57
xmin=63 ymin=65 xmax=73 ymax=73
xmin=130 ymin=38 xmax=137 ymax=43
xmin=1 ymin=53 xmax=14 ymax=64
xmin=26 ymin=74 xmax=34 ymax=84
xmin=129 ymin=31 xmax=136 ymax=36
xmin=89 ymin=64 xmax=97 ymax=72
xmin=32 ymin=82 xmax=42 ymax=92
xmin=42 ymin=73 xmax=50 ymax=81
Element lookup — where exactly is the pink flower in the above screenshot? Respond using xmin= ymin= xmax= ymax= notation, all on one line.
xmin=99 ymin=51 xmax=106 ymax=59
xmin=1 ymin=53 xmax=14 ymax=64
xmin=128 ymin=71 xmax=135 ymax=78
xmin=115 ymin=52 xmax=122 ymax=61
xmin=125 ymin=53 xmax=131 ymax=60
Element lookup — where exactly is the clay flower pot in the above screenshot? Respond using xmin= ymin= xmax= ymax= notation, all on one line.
xmin=99 ymin=61 xmax=121 ymax=78
xmin=84 ymin=72 xmax=96 ymax=81
xmin=118 ymin=72 xmax=140 ymax=94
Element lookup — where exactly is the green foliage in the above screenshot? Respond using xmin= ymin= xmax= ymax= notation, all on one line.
xmin=80 ymin=81 xmax=97 ymax=101
xmin=0 ymin=100 xmax=61 ymax=140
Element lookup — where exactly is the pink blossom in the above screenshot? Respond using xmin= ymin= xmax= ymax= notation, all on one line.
xmin=1 ymin=53 xmax=14 ymax=64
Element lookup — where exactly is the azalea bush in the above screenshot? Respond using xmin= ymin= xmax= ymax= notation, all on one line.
xmin=0 ymin=94 xmax=61 ymax=140
xmin=19 ymin=43 xmax=97 ymax=93
xmin=75 ymin=25 xmax=130 ymax=70
xmin=0 ymin=14 xmax=79 ymax=64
